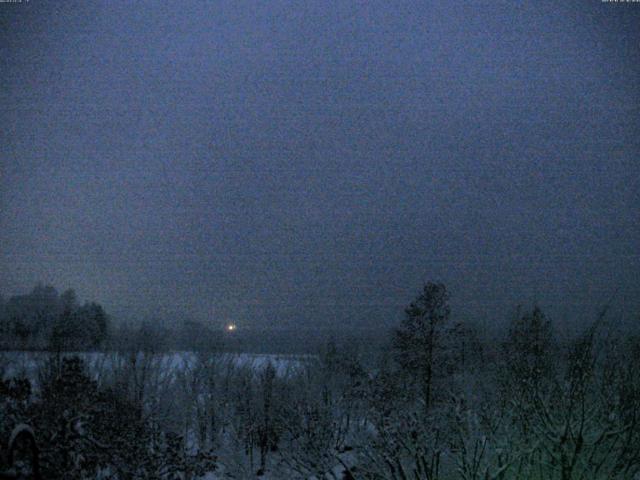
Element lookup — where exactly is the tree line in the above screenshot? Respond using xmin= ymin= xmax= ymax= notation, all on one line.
xmin=0 ymin=284 xmax=109 ymax=350
xmin=1 ymin=281 xmax=639 ymax=479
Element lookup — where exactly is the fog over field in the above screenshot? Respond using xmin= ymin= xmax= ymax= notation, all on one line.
xmin=1 ymin=1 xmax=639 ymax=479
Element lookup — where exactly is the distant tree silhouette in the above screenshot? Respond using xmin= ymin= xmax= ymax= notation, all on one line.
xmin=0 ymin=284 xmax=110 ymax=350
xmin=392 ymin=281 xmax=450 ymax=410
xmin=501 ymin=305 xmax=554 ymax=398
xmin=77 ymin=303 xmax=109 ymax=347
xmin=59 ymin=289 xmax=78 ymax=313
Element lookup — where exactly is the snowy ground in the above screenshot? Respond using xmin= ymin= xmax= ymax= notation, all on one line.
xmin=0 ymin=350 xmax=316 ymax=382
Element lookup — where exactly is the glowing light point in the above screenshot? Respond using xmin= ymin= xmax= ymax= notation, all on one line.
xmin=226 ymin=323 xmax=237 ymax=332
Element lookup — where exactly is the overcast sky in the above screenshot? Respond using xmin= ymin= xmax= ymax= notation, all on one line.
xmin=1 ymin=1 xmax=639 ymax=331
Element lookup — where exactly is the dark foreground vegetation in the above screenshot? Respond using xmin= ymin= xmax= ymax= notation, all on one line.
xmin=1 ymin=282 xmax=639 ymax=479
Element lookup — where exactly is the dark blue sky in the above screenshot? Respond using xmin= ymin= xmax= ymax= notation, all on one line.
xmin=1 ymin=1 xmax=639 ymax=330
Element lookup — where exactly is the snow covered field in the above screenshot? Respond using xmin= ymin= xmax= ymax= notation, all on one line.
xmin=0 ymin=350 xmax=316 ymax=383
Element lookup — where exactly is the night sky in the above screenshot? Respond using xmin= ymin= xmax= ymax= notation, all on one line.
xmin=1 ymin=1 xmax=639 ymax=331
